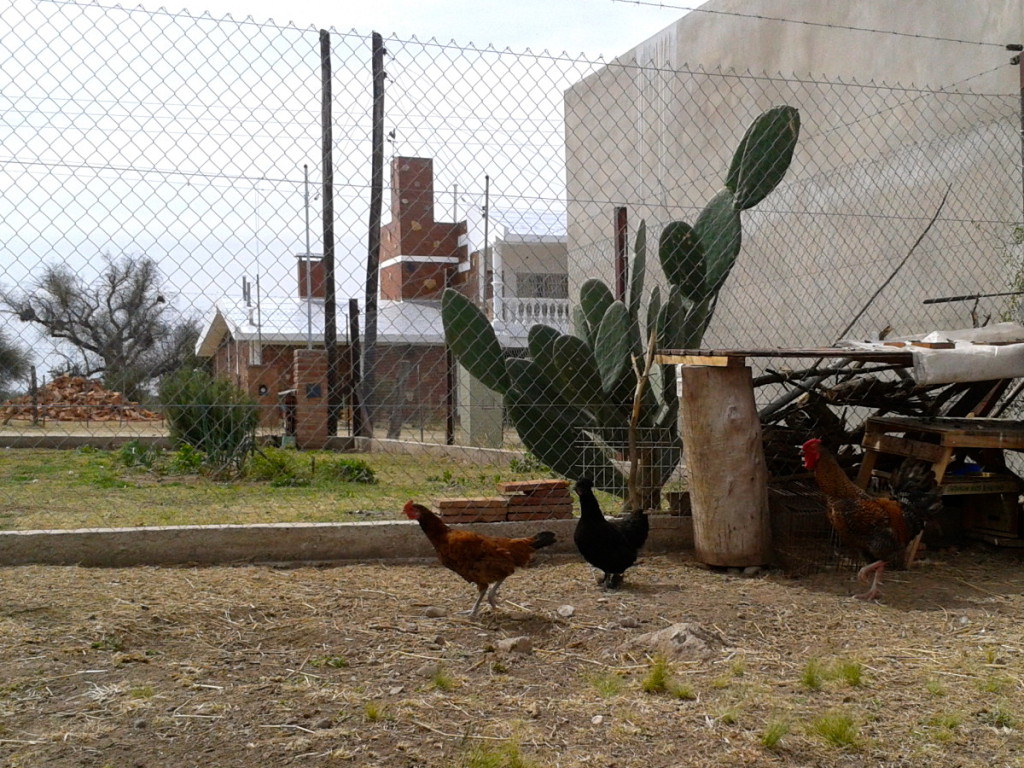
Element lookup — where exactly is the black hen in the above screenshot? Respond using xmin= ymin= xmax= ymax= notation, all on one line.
xmin=573 ymin=477 xmax=648 ymax=588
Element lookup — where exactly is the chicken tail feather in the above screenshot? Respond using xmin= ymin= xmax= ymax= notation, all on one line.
xmin=889 ymin=458 xmax=943 ymax=529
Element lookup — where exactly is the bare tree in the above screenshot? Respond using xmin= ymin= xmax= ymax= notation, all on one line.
xmin=2 ymin=253 xmax=199 ymax=401
xmin=0 ymin=329 xmax=32 ymax=399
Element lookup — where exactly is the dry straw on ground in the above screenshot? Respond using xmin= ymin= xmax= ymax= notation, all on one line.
xmin=3 ymin=548 xmax=1024 ymax=766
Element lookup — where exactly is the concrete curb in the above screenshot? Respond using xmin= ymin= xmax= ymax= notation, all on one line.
xmin=0 ymin=516 xmax=693 ymax=567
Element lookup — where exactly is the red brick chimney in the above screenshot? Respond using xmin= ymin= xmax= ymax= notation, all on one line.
xmin=297 ymin=257 xmax=325 ymax=299
xmin=380 ymin=157 xmax=466 ymax=301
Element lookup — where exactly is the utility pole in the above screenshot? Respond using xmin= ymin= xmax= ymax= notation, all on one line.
xmin=481 ymin=175 xmax=490 ymax=306
xmin=359 ymin=31 xmax=386 ymax=438
xmin=303 ymin=164 xmax=313 ymax=349
xmin=614 ymin=206 xmax=628 ymax=302
xmin=1009 ymin=44 xmax=1024 ymax=228
xmin=320 ymin=29 xmax=339 ymax=437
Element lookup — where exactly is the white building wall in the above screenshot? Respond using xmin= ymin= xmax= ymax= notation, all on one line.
xmin=565 ymin=0 xmax=1024 ymax=349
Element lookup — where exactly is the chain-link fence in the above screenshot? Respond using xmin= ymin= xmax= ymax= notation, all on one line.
xmin=2 ymin=0 xmax=1022 ymax=485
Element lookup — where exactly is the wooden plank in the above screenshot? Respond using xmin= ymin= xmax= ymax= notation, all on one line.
xmin=656 ymin=347 xmax=914 ymax=364
xmin=501 ymin=503 xmax=573 ymax=514
xmin=654 ymin=354 xmax=740 ymax=367
xmin=912 ymin=341 xmax=955 ymax=349
xmin=860 ymin=434 xmax=950 ymax=464
xmin=944 ymin=433 xmax=1024 ymax=450
xmin=507 ymin=510 xmax=574 ymax=521
xmin=865 ymin=416 xmax=1024 ymax=442
xmin=437 ymin=497 xmax=508 ymax=509
xmin=941 ymin=476 xmax=1021 ymax=496
xmin=507 ymin=490 xmax=571 ymax=504
xmin=497 ymin=479 xmax=570 ymax=493
xmin=440 ymin=510 xmax=508 ymax=523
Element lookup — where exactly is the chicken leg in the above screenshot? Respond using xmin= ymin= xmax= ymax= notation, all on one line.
xmin=855 ymin=560 xmax=885 ymax=601
xmin=463 ymin=584 xmax=489 ymax=617
xmin=486 ymin=579 xmax=506 ymax=610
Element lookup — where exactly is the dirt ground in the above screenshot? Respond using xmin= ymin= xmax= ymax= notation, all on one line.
xmin=3 ymin=547 xmax=1024 ymax=768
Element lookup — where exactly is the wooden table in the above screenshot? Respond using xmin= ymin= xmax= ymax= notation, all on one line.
xmin=856 ymin=415 xmax=1024 ymax=487
xmin=657 ymin=346 xmax=914 ymax=368
xmin=856 ymin=415 xmax=1024 ymax=544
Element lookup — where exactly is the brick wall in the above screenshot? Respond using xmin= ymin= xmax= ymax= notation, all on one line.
xmin=293 ymin=348 xmax=329 ymax=449
xmin=246 ymin=345 xmax=294 ymax=428
xmin=210 ymin=341 xmax=304 ymax=429
xmin=373 ymin=344 xmax=449 ymax=431
xmin=297 ymin=259 xmax=326 ymax=299
xmin=380 ymin=258 xmax=456 ymax=301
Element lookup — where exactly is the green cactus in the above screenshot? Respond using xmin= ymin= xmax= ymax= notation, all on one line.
xmin=441 ymin=106 xmax=800 ymax=509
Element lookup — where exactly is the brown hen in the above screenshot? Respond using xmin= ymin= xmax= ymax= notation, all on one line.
xmin=801 ymin=438 xmax=942 ymax=600
xmin=403 ymin=501 xmax=556 ymax=616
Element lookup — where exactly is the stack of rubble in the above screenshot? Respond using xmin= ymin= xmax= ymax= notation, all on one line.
xmin=0 ymin=375 xmax=162 ymax=423
xmin=437 ymin=479 xmax=575 ymax=523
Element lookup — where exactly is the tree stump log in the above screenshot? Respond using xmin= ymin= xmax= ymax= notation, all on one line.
xmin=679 ymin=364 xmax=771 ymax=566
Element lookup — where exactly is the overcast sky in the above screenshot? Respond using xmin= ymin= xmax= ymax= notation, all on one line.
xmin=160 ymin=0 xmax=688 ymax=57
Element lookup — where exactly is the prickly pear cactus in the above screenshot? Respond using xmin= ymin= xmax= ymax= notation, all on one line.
xmin=442 ymin=106 xmax=800 ymax=509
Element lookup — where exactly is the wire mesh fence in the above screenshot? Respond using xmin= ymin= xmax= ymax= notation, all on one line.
xmin=1 ymin=0 xmax=1022 ymax=492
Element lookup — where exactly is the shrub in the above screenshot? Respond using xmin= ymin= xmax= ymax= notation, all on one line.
xmin=159 ymin=369 xmax=258 ymax=474
xmin=117 ymin=439 xmax=160 ymax=469
xmin=320 ymin=456 xmax=377 ymax=484
xmin=246 ymin=446 xmax=307 ymax=486
xmin=169 ymin=444 xmax=204 ymax=473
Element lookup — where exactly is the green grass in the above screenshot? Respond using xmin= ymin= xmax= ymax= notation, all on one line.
xmin=90 ymin=635 xmax=125 ymax=652
xmin=462 ymin=739 xmax=534 ymax=768
xmin=760 ymin=719 xmax=789 ymax=750
xmin=977 ymin=675 xmax=1013 ymax=695
xmin=588 ymin=671 xmax=625 ymax=698
xmin=810 ymin=711 xmax=860 ymax=748
xmin=0 ymin=447 xmax=559 ymax=530
xmin=641 ymin=656 xmax=671 ymax=693
xmin=836 ymin=660 xmax=864 ymax=687
xmin=925 ymin=711 xmax=963 ymax=740
xmin=800 ymin=658 xmax=825 ymax=691
xmin=432 ymin=667 xmax=457 ymax=692
xmin=668 ymin=681 xmax=697 ymax=700
xmin=716 ymin=708 xmax=739 ymax=725
xmin=637 ymin=656 xmax=696 ymax=700
xmin=979 ymin=705 xmax=1017 ymax=729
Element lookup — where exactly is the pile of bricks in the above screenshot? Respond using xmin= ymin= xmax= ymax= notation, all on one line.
xmin=437 ymin=479 xmax=575 ymax=523
xmin=0 ymin=375 xmax=162 ymax=423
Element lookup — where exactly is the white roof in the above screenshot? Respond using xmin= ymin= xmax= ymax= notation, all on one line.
xmin=489 ymin=208 xmax=567 ymax=239
xmin=196 ymin=297 xmax=447 ymax=357
xmin=196 ymin=295 xmax=532 ymax=357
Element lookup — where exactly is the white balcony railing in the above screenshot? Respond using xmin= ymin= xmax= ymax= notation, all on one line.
xmin=499 ymin=297 xmax=571 ymax=328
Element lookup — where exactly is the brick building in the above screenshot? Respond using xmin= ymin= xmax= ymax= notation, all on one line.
xmin=195 ymin=156 xmax=569 ymax=449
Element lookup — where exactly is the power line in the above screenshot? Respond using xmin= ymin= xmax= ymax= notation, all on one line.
xmin=612 ymin=0 xmax=1013 ymax=49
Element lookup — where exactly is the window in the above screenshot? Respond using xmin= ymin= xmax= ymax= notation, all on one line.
xmin=516 ymin=273 xmax=568 ymax=299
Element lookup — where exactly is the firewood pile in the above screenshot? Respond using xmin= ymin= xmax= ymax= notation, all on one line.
xmin=0 ymin=375 xmax=162 ymax=423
